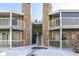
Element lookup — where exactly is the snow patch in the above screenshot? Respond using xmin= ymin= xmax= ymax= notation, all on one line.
xmin=0 ymin=45 xmax=79 ymax=56
xmin=34 ymin=47 xmax=79 ymax=56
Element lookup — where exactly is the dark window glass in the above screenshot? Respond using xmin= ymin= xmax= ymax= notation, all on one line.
xmin=62 ymin=34 xmax=67 ymax=40
xmin=62 ymin=12 xmax=79 ymax=17
xmin=12 ymin=19 xmax=17 ymax=26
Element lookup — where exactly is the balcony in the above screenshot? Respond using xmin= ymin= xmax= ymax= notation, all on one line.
xmin=49 ymin=18 xmax=60 ymax=30
xmin=50 ymin=18 xmax=60 ymax=27
xmin=0 ymin=18 xmax=24 ymax=30
xmin=49 ymin=17 xmax=79 ymax=30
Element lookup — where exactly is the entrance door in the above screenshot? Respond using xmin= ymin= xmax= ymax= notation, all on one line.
xmin=32 ymin=34 xmax=37 ymax=44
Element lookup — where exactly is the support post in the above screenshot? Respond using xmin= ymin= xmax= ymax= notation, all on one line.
xmin=41 ymin=34 xmax=43 ymax=46
xmin=36 ymin=32 xmax=38 ymax=45
xmin=60 ymin=11 xmax=63 ymax=50
xmin=9 ymin=11 xmax=12 ymax=48
xmin=60 ymin=28 xmax=62 ymax=50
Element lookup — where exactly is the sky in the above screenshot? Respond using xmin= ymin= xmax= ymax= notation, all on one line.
xmin=0 ymin=3 xmax=79 ymax=21
xmin=0 ymin=3 xmax=21 ymax=12
xmin=31 ymin=3 xmax=42 ymax=21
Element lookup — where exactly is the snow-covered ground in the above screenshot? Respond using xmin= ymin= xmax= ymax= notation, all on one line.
xmin=0 ymin=45 xmax=79 ymax=56
xmin=34 ymin=47 xmax=79 ymax=56
xmin=0 ymin=45 xmax=33 ymax=56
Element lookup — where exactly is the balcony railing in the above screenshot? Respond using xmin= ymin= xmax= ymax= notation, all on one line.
xmin=49 ymin=17 xmax=79 ymax=28
xmin=49 ymin=18 xmax=60 ymax=27
xmin=0 ymin=40 xmax=25 ymax=48
xmin=0 ymin=18 xmax=24 ymax=30
xmin=49 ymin=39 xmax=70 ymax=48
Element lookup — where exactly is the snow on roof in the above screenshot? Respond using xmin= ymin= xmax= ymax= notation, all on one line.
xmin=0 ymin=10 xmax=24 ymax=16
xmin=49 ymin=9 xmax=79 ymax=15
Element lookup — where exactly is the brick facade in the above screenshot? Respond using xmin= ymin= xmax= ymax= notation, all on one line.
xmin=22 ymin=3 xmax=31 ymax=45
xmin=42 ymin=3 xmax=52 ymax=46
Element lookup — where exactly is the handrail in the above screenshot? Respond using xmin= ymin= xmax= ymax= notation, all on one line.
xmin=49 ymin=17 xmax=79 ymax=27
xmin=0 ymin=40 xmax=25 ymax=47
xmin=0 ymin=19 xmax=24 ymax=30
xmin=49 ymin=18 xmax=60 ymax=27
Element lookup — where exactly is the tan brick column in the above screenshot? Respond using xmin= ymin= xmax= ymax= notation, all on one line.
xmin=42 ymin=3 xmax=52 ymax=46
xmin=22 ymin=3 xmax=31 ymax=45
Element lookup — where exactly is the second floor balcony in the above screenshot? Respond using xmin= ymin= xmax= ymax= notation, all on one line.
xmin=0 ymin=18 xmax=24 ymax=30
xmin=49 ymin=17 xmax=79 ymax=30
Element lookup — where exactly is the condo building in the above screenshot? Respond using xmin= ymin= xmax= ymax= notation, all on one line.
xmin=0 ymin=3 xmax=31 ymax=48
xmin=0 ymin=10 xmax=24 ymax=48
xmin=49 ymin=9 xmax=79 ymax=49
xmin=0 ymin=3 xmax=79 ymax=50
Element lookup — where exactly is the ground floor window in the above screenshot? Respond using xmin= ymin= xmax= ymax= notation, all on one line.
xmin=0 ymin=32 xmax=22 ymax=47
xmin=12 ymin=33 xmax=19 ymax=40
xmin=53 ymin=32 xmax=60 ymax=40
xmin=2 ymin=33 xmax=9 ymax=40
xmin=62 ymin=33 xmax=67 ymax=40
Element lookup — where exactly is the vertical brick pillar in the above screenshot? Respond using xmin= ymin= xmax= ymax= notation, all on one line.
xmin=42 ymin=3 xmax=52 ymax=46
xmin=22 ymin=3 xmax=31 ymax=45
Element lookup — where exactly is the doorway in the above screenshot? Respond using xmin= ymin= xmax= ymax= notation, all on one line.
xmin=32 ymin=34 xmax=37 ymax=44
xmin=2 ymin=33 xmax=9 ymax=40
xmin=32 ymin=21 xmax=42 ymax=45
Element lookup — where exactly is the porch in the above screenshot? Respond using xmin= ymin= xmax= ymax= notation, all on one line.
xmin=0 ymin=31 xmax=25 ymax=48
xmin=49 ymin=30 xmax=79 ymax=49
xmin=0 ymin=40 xmax=25 ymax=48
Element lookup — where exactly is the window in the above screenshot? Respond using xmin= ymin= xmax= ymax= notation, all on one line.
xmin=53 ymin=32 xmax=60 ymax=40
xmin=62 ymin=12 xmax=79 ymax=17
xmin=62 ymin=33 xmax=67 ymax=40
xmin=12 ymin=34 xmax=18 ymax=40
xmin=2 ymin=33 xmax=9 ymax=40
xmin=12 ymin=19 xmax=17 ymax=26
xmin=76 ymin=34 xmax=79 ymax=39
xmin=56 ymin=19 xmax=60 ymax=26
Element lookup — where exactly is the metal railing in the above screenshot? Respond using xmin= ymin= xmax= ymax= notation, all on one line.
xmin=0 ymin=40 xmax=25 ymax=48
xmin=0 ymin=19 xmax=9 ymax=26
xmin=49 ymin=17 xmax=79 ymax=27
xmin=0 ymin=18 xmax=24 ymax=30
xmin=12 ymin=19 xmax=23 ymax=29
xmin=49 ymin=18 xmax=60 ymax=27
xmin=49 ymin=39 xmax=70 ymax=48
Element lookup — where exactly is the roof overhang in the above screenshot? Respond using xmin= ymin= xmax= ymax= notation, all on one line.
xmin=0 ymin=10 xmax=24 ymax=17
xmin=49 ymin=9 xmax=79 ymax=16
